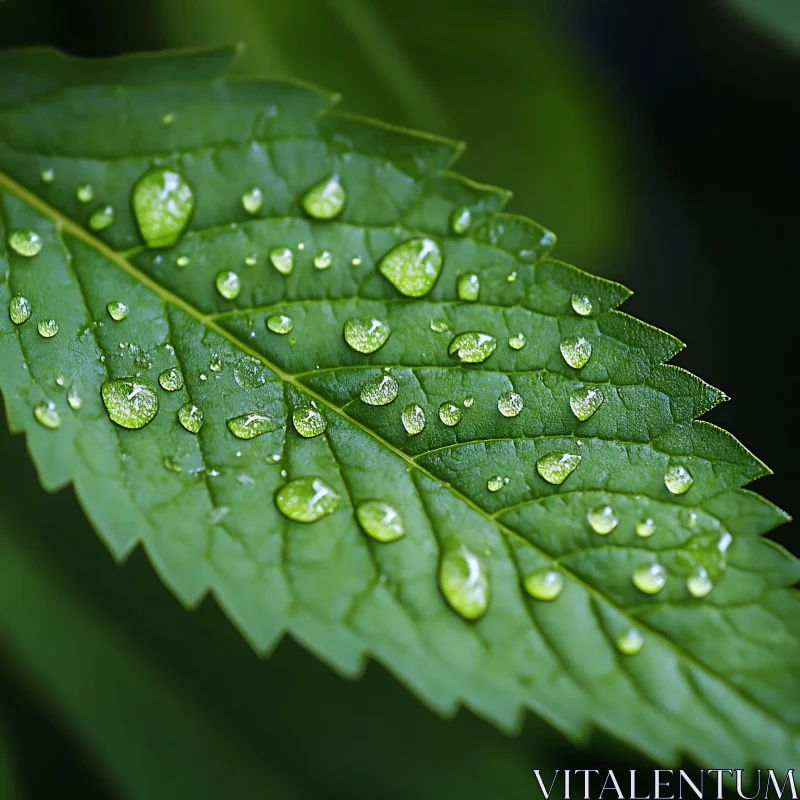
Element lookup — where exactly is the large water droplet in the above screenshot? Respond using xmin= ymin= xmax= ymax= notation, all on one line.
xmin=177 ymin=402 xmax=204 ymax=433
xmin=438 ymin=401 xmax=462 ymax=427
xmin=344 ymin=316 xmax=391 ymax=354
xmin=524 ymin=569 xmax=563 ymax=601
xmin=132 ymin=168 xmax=194 ymax=248
xmin=616 ymin=627 xmax=644 ymax=655
xmin=314 ymin=250 xmax=333 ymax=270
xmin=226 ymin=412 xmax=277 ymax=440
xmin=632 ymin=562 xmax=667 ymax=595
xmin=571 ymin=294 xmax=593 ymax=316
xmin=664 ymin=464 xmax=693 ymax=495
xmin=536 ymin=452 xmax=581 ymax=485
xmin=107 ymin=301 xmax=129 ymax=321
xmin=215 ymin=270 xmax=241 ymax=300
xmin=89 ymin=205 xmax=115 ymax=231
xmin=269 ymin=247 xmax=294 ymax=275
xmin=292 ymin=405 xmax=327 ymax=438
xmin=508 ymin=333 xmax=527 ymax=350
xmin=439 ymin=545 xmax=490 ymax=620
xmin=378 ymin=238 xmax=443 ymax=297
xmin=456 ymin=273 xmax=480 ymax=302
xmin=266 ymin=314 xmax=294 ymax=335
xmin=497 ymin=390 xmax=523 ymax=418
xmin=570 ymin=386 xmax=603 ymax=421
xmin=401 ymin=403 xmax=426 ymax=435
xmin=8 ymin=229 xmax=42 ymax=257
xmin=241 ymin=187 xmax=263 ymax=215
xmin=101 ymin=379 xmax=159 ymax=429
xmin=360 ymin=375 xmax=399 ymax=406
xmin=275 ymin=476 xmax=340 ymax=523
xmin=487 ymin=475 xmax=508 ymax=492
xmin=430 ymin=318 xmax=449 ymax=333
xmin=686 ymin=566 xmax=714 ymax=598
xmin=448 ymin=331 xmax=497 ymax=364
xmin=356 ymin=500 xmax=404 ymax=542
xmin=587 ymin=505 xmax=618 ymax=534
xmin=158 ymin=367 xmax=184 ymax=392
xmin=9 ymin=295 xmax=31 ymax=325
xmin=34 ymin=400 xmax=60 ymax=430
xmin=560 ymin=336 xmax=593 ymax=369
xmin=37 ymin=319 xmax=58 ymax=338
xmin=636 ymin=518 xmax=656 ymax=538
xmin=76 ymin=184 xmax=94 ymax=203
xmin=301 ymin=175 xmax=346 ymax=219
xmin=450 ymin=207 xmax=471 ymax=235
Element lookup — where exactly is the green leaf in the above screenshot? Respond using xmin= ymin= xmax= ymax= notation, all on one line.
xmin=727 ymin=0 xmax=800 ymax=53
xmin=0 ymin=47 xmax=797 ymax=769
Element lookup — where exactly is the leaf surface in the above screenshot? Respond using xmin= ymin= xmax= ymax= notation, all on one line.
xmin=0 ymin=47 xmax=797 ymax=768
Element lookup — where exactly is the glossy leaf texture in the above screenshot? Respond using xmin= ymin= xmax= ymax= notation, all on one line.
xmin=0 ymin=48 xmax=797 ymax=768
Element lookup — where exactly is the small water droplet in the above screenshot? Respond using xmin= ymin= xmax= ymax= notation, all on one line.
xmin=571 ymin=294 xmax=593 ymax=316
xmin=356 ymin=500 xmax=404 ymax=542
xmin=456 ymin=273 xmax=480 ymax=302
xmin=344 ymin=316 xmax=391 ymax=354
xmin=508 ymin=333 xmax=527 ymax=350
xmin=158 ymin=367 xmax=184 ymax=391
xmin=587 ymin=505 xmax=618 ymax=534
xmin=506 ymin=271 xmax=517 ymax=283
xmin=177 ymin=403 xmax=204 ymax=433
xmin=632 ymin=562 xmax=667 ymax=595
xmin=636 ymin=518 xmax=656 ymax=538
xmin=487 ymin=475 xmax=507 ymax=492
xmin=301 ymin=174 xmax=346 ymax=219
xmin=314 ymin=250 xmax=333 ymax=270
xmin=463 ymin=396 xmax=474 ymax=408
xmin=34 ymin=400 xmax=60 ymax=430
xmin=360 ymin=375 xmax=399 ymax=406
xmin=163 ymin=455 xmax=182 ymax=473
xmin=233 ymin=357 xmax=267 ymax=390
xmin=351 ymin=256 xmax=362 ymax=266
xmin=450 ymin=207 xmax=471 ymax=235
xmin=664 ymin=464 xmax=693 ymax=495
xmin=9 ymin=295 xmax=31 ymax=325
xmin=438 ymin=401 xmax=462 ymax=426
xmin=89 ymin=205 xmax=115 ymax=231
xmin=8 ymin=229 xmax=42 ymax=257
xmin=536 ymin=452 xmax=581 ymax=485
xmin=292 ymin=405 xmax=327 ymax=438
xmin=524 ymin=569 xmax=563 ymax=601
xmin=162 ymin=111 xmax=176 ymax=125
xmin=67 ymin=388 xmax=82 ymax=410
xmin=378 ymin=238 xmax=443 ymax=297
xmin=106 ymin=301 xmax=129 ymax=321
xmin=430 ymin=318 xmax=449 ymax=333
xmin=76 ymin=184 xmax=94 ymax=203
xmin=616 ymin=627 xmax=644 ymax=655
xmin=269 ymin=247 xmax=294 ymax=275
xmin=266 ymin=314 xmax=294 ymax=335
xmin=101 ymin=379 xmax=159 ymax=429
xmin=199 ymin=373 xmax=208 ymax=381
xmin=560 ymin=336 xmax=593 ymax=369
xmin=241 ymin=187 xmax=263 ymax=215
xmin=686 ymin=566 xmax=714 ymax=598
xmin=227 ymin=412 xmax=277 ymax=440
xmin=37 ymin=319 xmax=58 ymax=338
xmin=132 ymin=168 xmax=194 ymax=248
xmin=439 ymin=545 xmax=490 ymax=620
xmin=41 ymin=168 xmax=55 ymax=183
xmin=497 ymin=390 xmax=523 ymax=418
xmin=570 ymin=386 xmax=603 ymax=421
xmin=275 ymin=476 xmax=340 ymax=523
xmin=401 ymin=404 xmax=426 ymax=434
xmin=176 ymin=255 xmax=190 ymax=268
xmin=448 ymin=331 xmax=497 ymax=364
xmin=215 ymin=270 xmax=241 ymax=300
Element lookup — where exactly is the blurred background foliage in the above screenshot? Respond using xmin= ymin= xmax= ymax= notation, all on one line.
xmin=1 ymin=0 xmax=798 ymax=797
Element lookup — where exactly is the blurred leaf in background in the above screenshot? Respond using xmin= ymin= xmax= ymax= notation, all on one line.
xmin=726 ymin=0 xmax=800 ymax=54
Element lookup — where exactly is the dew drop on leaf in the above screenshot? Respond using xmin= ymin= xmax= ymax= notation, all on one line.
xmin=344 ymin=316 xmax=391 ymax=354
xmin=448 ymin=331 xmax=497 ymax=364
xmin=176 ymin=255 xmax=190 ymax=268
xmin=401 ymin=404 xmax=426 ymax=435
xmin=360 ymin=375 xmax=399 ymax=406
xmin=523 ymin=569 xmax=563 ymax=601
xmin=177 ymin=402 xmax=204 ymax=433
xmin=356 ymin=500 xmax=405 ymax=543
xmin=456 ymin=273 xmax=480 ymax=302
xmin=508 ymin=333 xmax=527 ymax=350
xmin=430 ymin=318 xmax=449 ymax=333
xmin=664 ymin=464 xmax=693 ymax=495
xmin=571 ymin=294 xmax=593 ymax=316
xmin=233 ymin=357 xmax=267 ymax=390
xmin=8 ymin=229 xmax=42 ymax=257
xmin=9 ymin=295 xmax=31 ymax=325
xmin=67 ymin=388 xmax=82 ymax=411
xmin=244 ymin=253 xmax=258 ymax=267
xmin=132 ymin=168 xmax=194 ymax=248
xmin=536 ymin=452 xmax=581 ymax=485
xmin=616 ymin=627 xmax=644 ymax=655
xmin=497 ymin=390 xmax=523 ymax=418
xmin=314 ymin=250 xmax=333 ymax=270
xmin=487 ymin=475 xmax=507 ymax=492
xmin=378 ymin=237 xmax=443 ymax=297
xmin=41 ymin=168 xmax=55 ymax=183
xmin=89 ymin=205 xmax=115 ymax=231
xmin=438 ymin=401 xmax=462 ymax=427
xmin=33 ymin=400 xmax=60 ymax=430
xmin=76 ymin=184 xmax=94 ymax=203
xmin=269 ymin=247 xmax=294 ymax=275
xmin=163 ymin=455 xmax=182 ymax=473
xmin=101 ymin=379 xmax=159 ymax=429
xmin=301 ymin=174 xmax=346 ymax=219
xmin=463 ymin=396 xmax=474 ymax=408
xmin=106 ymin=301 xmax=129 ymax=321
xmin=215 ymin=270 xmax=241 ymax=300
xmin=686 ymin=566 xmax=714 ymax=598
xmin=275 ymin=476 xmax=340 ymax=523
xmin=450 ymin=207 xmax=471 ymax=235
xmin=570 ymin=386 xmax=603 ymax=421
xmin=560 ymin=336 xmax=593 ymax=369
xmin=439 ymin=545 xmax=490 ymax=620
xmin=37 ymin=319 xmax=58 ymax=338
xmin=266 ymin=314 xmax=294 ymax=335
xmin=292 ymin=405 xmax=327 ymax=438
xmin=587 ymin=505 xmax=618 ymax=534
xmin=226 ymin=412 xmax=277 ymax=440
xmin=162 ymin=111 xmax=176 ymax=125
xmin=636 ymin=518 xmax=656 ymax=538
xmin=158 ymin=367 xmax=184 ymax=392
xmin=241 ymin=187 xmax=263 ymax=215
xmin=632 ymin=562 xmax=667 ymax=595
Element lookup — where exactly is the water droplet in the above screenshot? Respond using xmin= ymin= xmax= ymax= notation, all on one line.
xmin=632 ymin=562 xmax=667 ymax=595
xmin=8 ymin=229 xmax=42 ymax=257
xmin=571 ymin=294 xmax=592 ymax=316
xmin=506 ymin=271 xmax=517 ymax=283
xmin=177 ymin=403 xmax=204 ymax=433
xmin=67 ymin=388 xmax=82 ymax=410
xmin=616 ymin=627 xmax=644 ymax=655
xmin=241 ymin=187 xmax=263 ymax=215
xmin=176 ymin=255 xmax=190 ymax=268
xmin=266 ymin=314 xmax=294 ymax=335
xmin=34 ymin=400 xmax=60 ymax=430
xmin=360 ymin=375 xmax=399 ymax=406
xmin=233 ymin=357 xmax=267 ymax=390
xmin=351 ymin=256 xmax=362 ymax=266
xmin=456 ymin=273 xmax=480 ymax=302
xmin=686 ymin=566 xmax=714 ymax=598
xmin=664 ymin=464 xmax=693 ymax=495
xmin=570 ymin=386 xmax=603 ymax=421
xmin=536 ymin=452 xmax=581 ymax=485
xmin=101 ymin=379 xmax=159 ymax=429
xmin=497 ymin=390 xmax=523 ymax=418
xmin=356 ymin=500 xmax=404 ymax=542
xmin=226 ymin=412 xmax=277 ymax=440
xmin=523 ymin=569 xmax=563 ymax=601
xmin=41 ymin=168 xmax=55 ymax=183
xmin=314 ymin=250 xmax=333 ymax=270
xmin=301 ymin=174 xmax=346 ymax=219
xmin=560 ymin=336 xmax=593 ymax=369
xmin=275 ymin=476 xmax=340 ymax=523
xmin=162 ymin=111 xmax=176 ymax=125
xmin=508 ymin=333 xmax=527 ymax=350
xmin=9 ymin=295 xmax=31 ymax=325
xmin=438 ymin=401 xmax=462 ymax=426
xmin=487 ymin=475 xmax=507 ymax=492
xmin=463 ymin=396 xmax=474 ymax=408
xmin=292 ymin=405 xmax=327 ymax=438
xmin=636 ymin=518 xmax=656 ymax=538
xmin=163 ymin=455 xmax=182 ymax=473
xmin=378 ymin=238 xmax=443 ymax=297
xmin=215 ymin=270 xmax=241 ymax=300
xmin=158 ymin=367 xmax=184 ymax=392
xmin=269 ymin=247 xmax=294 ymax=275
xmin=76 ymin=184 xmax=94 ymax=203
xmin=450 ymin=207 xmax=471 ymax=235
xmin=106 ymin=301 xmax=129 ymax=321
xmin=242 ymin=253 xmax=258 ymax=267
xmin=132 ymin=168 xmax=194 ymax=248
xmin=344 ymin=316 xmax=391 ymax=354
xmin=401 ymin=404 xmax=426 ymax=434
xmin=89 ymin=205 xmax=114 ymax=231
xmin=448 ymin=331 xmax=497 ymax=364
xmin=37 ymin=319 xmax=58 ymax=338
xmin=439 ymin=545 xmax=490 ymax=620
xmin=430 ymin=318 xmax=449 ymax=333
xmin=587 ymin=505 xmax=618 ymax=534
